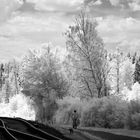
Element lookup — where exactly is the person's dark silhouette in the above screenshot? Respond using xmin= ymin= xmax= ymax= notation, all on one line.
xmin=72 ymin=110 xmax=79 ymax=129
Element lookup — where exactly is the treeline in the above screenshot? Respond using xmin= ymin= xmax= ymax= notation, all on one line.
xmin=0 ymin=60 xmax=21 ymax=103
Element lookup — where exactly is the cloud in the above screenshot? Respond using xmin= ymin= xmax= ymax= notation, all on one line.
xmin=109 ymin=0 xmax=120 ymax=6
xmin=84 ymin=0 xmax=140 ymax=14
xmin=96 ymin=16 xmax=140 ymax=52
xmin=129 ymin=1 xmax=140 ymax=11
xmin=25 ymin=0 xmax=83 ymax=13
xmin=0 ymin=36 xmax=36 ymax=60
xmin=0 ymin=0 xmax=140 ymax=60
xmin=0 ymin=0 xmax=79 ymax=60
xmin=94 ymin=0 xmax=102 ymax=5
xmin=87 ymin=0 xmax=102 ymax=6
xmin=0 ymin=11 xmax=69 ymax=60
xmin=0 ymin=0 xmax=24 ymax=22
xmin=109 ymin=0 xmax=140 ymax=10
xmin=119 ymin=39 xmax=140 ymax=53
xmin=97 ymin=16 xmax=140 ymax=41
xmin=0 ymin=12 xmax=69 ymax=37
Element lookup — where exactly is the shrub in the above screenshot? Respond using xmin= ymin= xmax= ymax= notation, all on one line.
xmin=54 ymin=96 xmax=83 ymax=125
xmin=81 ymin=96 xmax=127 ymax=128
xmin=81 ymin=98 xmax=102 ymax=127
xmin=54 ymin=95 xmax=140 ymax=130
xmin=126 ymin=100 xmax=140 ymax=129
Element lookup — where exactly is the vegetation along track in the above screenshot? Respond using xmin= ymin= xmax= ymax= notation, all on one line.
xmin=0 ymin=117 xmax=64 ymax=140
xmin=78 ymin=128 xmax=140 ymax=140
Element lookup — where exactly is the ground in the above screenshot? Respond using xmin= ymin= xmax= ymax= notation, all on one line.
xmin=54 ymin=125 xmax=102 ymax=140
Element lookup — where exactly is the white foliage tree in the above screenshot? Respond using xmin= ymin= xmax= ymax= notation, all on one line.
xmin=65 ymin=12 xmax=110 ymax=99
xmin=122 ymin=58 xmax=135 ymax=90
xmin=109 ymin=48 xmax=126 ymax=95
xmin=122 ymin=82 xmax=140 ymax=101
xmin=21 ymin=44 xmax=68 ymax=123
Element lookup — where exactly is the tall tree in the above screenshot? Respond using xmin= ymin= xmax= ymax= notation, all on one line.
xmin=65 ymin=12 xmax=110 ymax=99
xmin=109 ymin=48 xmax=125 ymax=95
xmin=3 ymin=79 xmax=11 ymax=103
xmin=12 ymin=59 xmax=20 ymax=94
xmin=21 ymin=45 xmax=68 ymax=123
xmin=123 ymin=58 xmax=135 ymax=90
xmin=134 ymin=57 xmax=140 ymax=84
xmin=132 ymin=52 xmax=137 ymax=64
xmin=0 ymin=63 xmax=4 ymax=90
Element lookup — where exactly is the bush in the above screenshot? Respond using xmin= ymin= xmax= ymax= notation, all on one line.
xmin=81 ymin=96 xmax=127 ymax=128
xmin=131 ymin=113 xmax=140 ymax=129
xmin=54 ymin=95 xmax=140 ymax=130
xmin=126 ymin=100 xmax=140 ymax=130
xmin=54 ymin=96 xmax=83 ymax=125
xmin=81 ymin=98 xmax=102 ymax=127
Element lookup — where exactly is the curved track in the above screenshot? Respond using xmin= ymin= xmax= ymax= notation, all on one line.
xmin=0 ymin=117 xmax=64 ymax=140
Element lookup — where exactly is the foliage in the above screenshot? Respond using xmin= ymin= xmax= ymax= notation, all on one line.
xmin=81 ymin=96 xmax=127 ymax=128
xmin=55 ymin=96 xmax=83 ymax=124
xmin=0 ymin=93 xmax=35 ymax=120
xmin=65 ymin=11 xmax=110 ymax=99
xmin=3 ymin=79 xmax=11 ymax=103
xmin=21 ymin=45 xmax=69 ymax=123
xmin=134 ymin=57 xmax=140 ymax=84
xmin=126 ymin=100 xmax=140 ymax=129
xmin=22 ymin=46 xmax=68 ymax=99
xmin=0 ymin=59 xmax=21 ymax=103
xmin=122 ymin=82 xmax=140 ymax=101
xmin=122 ymin=58 xmax=135 ymax=90
xmin=55 ymin=91 xmax=140 ymax=130
xmin=109 ymin=48 xmax=126 ymax=95
xmin=0 ymin=63 xmax=4 ymax=89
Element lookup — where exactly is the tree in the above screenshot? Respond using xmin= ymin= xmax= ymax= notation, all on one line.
xmin=132 ymin=52 xmax=137 ymax=64
xmin=109 ymin=48 xmax=125 ymax=95
xmin=65 ymin=12 xmax=110 ymax=99
xmin=123 ymin=58 xmax=135 ymax=90
xmin=0 ymin=63 xmax=4 ymax=90
xmin=1 ymin=60 xmax=21 ymax=98
xmin=21 ymin=45 xmax=68 ymax=123
xmin=3 ymin=79 xmax=11 ymax=103
xmin=127 ymin=52 xmax=131 ymax=59
xmin=134 ymin=57 xmax=140 ymax=84
xmin=62 ymin=54 xmax=80 ymax=97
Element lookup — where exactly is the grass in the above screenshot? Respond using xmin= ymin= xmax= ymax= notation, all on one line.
xmin=79 ymin=127 xmax=140 ymax=138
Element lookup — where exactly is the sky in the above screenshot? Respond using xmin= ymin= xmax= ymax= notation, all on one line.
xmin=0 ymin=0 xmax=140 ymax=60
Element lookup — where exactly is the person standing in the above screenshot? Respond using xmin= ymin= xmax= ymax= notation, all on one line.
xmin=72 ymin=110 xmax=79 ymax=129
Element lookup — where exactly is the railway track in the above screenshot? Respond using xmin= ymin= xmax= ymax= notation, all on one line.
xmin=0 ymin=117 xmax=64 ymax=140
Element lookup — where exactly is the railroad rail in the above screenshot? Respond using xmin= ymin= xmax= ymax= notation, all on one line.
xmin=0 ymin=119 xmax=17 ymax=140
xmin=0 ymin=117 xmax=64 ymax=140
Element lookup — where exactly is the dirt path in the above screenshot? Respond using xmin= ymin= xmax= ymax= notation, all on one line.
xmin=55 ymin=126 xmax=102 ymax=140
